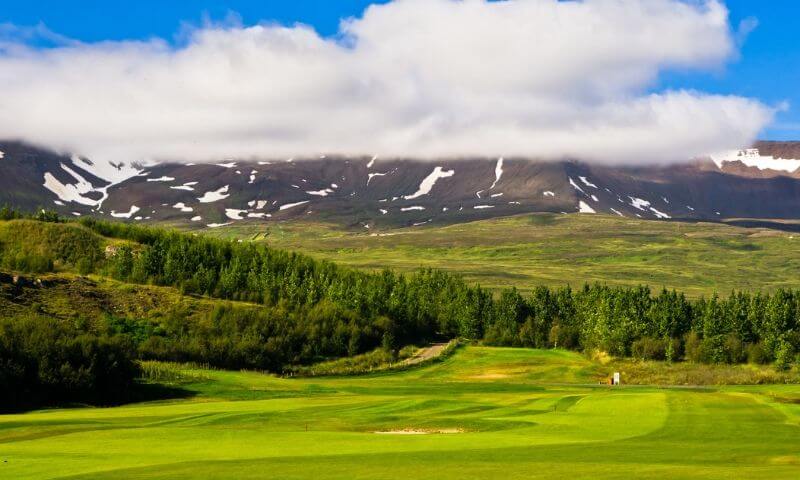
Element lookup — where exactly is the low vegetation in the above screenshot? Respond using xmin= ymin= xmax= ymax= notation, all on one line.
xmin=288 ymin=345 xmax=418 ymax=376
xmin=231 ymin=214 xmax=800 ymax=297
xmin=604 ymin=356 xmax=799 ymax=386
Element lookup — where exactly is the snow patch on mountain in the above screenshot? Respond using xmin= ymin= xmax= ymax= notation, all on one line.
xmin=489 ymin=157 xmax=504 ymax=190
xmin=215 ymin=162 xmax=237 ymax=169
xmin=197 ymin=185 xmax=230 ymax=203
xmin=628 ymin=197 xmax=650 ymax=210
xmin=43 ymin=163 xmax=108 ymax=207
xmin=174 ymin=203 xmax=193 ymax=212
xmin=147 ymin=176 xmax=175 ymax=182
xmin=711 ymin=148 xmax=800 ymax=173
xmin=401 ymin=206 xmax=425 ymax=211
xmin=225 ymin=209 xmax=247 ymax=220
xmin=111 ymin=205 xmax=140 ymax=219
xmin=173 ymin=202 xmax=193 ymax=213
xmin=307 ymin=188 xmax=335 ymax=196
xmin=279 ymin=201 xmax=310 ymax=211
xmin=367 ymin=172 xmax=389 ymax=185
xmin=579 ymin=176 xmax=598 ymax=189
xmin=650 ymin=207 xmax=671 ymax=219
xmin=543 ymin=191 xmax=555 ymax=197
xmin=404 ymin=167 xmax=455 ymax=200
xmin=628 ymin=196 xmax=670 ymax=218
xmin=568 ymin=177 xmax=586 ymax=195
xmin=578 ymin=201 xmax=596 ymax=213
xmin=70 ymin=155 xmax=142 ymax=184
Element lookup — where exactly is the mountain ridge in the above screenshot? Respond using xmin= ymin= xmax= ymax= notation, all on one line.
xmin=4 ymin=140 xmax=800 ymax=228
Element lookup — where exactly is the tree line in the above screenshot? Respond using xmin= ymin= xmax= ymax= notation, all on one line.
xmin=0 ymin=314 xmax=139 ymax=411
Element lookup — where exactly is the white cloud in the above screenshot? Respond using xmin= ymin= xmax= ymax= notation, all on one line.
xmin=0 ymin=0 xmax=774 ymax=164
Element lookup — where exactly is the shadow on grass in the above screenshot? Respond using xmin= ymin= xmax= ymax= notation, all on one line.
xmin=127 ymin=381 xmax=198 ymax=404
xmin=1 ymin=382 xmax=197 ymax=414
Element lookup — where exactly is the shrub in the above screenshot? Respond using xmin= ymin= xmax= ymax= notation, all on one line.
xmin=684 ymin=332 xmax=704 ymax=362
xmin=631 ymin=337 xmax=682 ymax=361
xmin=722 ymin=333 xmax=747 ymax=364
xmin=548 ymin=324 xmax=580 ymax=350
xmin=747 ymin=342 xmax=772 ymax=365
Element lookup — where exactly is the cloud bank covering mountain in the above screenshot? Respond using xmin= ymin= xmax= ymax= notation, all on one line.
xmin=0 ymin=0 xmax=774 ymax=165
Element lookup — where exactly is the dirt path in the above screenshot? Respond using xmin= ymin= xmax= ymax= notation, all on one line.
xmin=402 ymin=342 xmax=452 ymax=366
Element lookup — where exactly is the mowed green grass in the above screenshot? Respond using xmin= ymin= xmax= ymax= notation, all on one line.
xmin=202 ymin=214 xmax=800 ymax=297
xmin=3 ymin=347 xmax=800 ymax=479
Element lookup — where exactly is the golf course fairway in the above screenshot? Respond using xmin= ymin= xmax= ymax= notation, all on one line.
xmin=2 ymin=347 xmax=799 ymax=479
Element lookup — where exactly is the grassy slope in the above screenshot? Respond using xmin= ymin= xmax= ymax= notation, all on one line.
xmin=0 ymin=272 xmax=267 ymax=330
xmin=2 ymin=347 xmax=799 ymax=479
xmin=203 ymin=214 xmax=800 ymax=297
xmin=0 ymin=219 xmax=272 ymax=329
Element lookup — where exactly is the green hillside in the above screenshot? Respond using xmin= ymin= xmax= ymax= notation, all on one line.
xmin=2 ymin=214 xmax=800 ymax=411
xmin=218 ymin=214 xmax=800 ymax=297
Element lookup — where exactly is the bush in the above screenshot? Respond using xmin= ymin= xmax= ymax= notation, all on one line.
xmin=548 ymin=324 xmax=580 ymax=350
xmin=6 ymin=252 xmax=54 ymax=273
xmin=0 ymin=220 xmax=103 ymax=273
xmin=32 ymin=209 xmax=62 ymax=223
xmin=722 ymin=333 xmax=747 ymax=364
xmin=747 ymin=342 xmax=772 ymax=365
xmin=631 ymin=337 xmax=676 ymax=361
xmin=684 ymin=332 xmax=704 ymax=362
xmin=0 ymin=205 xmax=23 ymax=221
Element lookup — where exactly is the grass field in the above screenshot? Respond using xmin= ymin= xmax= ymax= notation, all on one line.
xmin=3 ymin=347 xmax=799 ymax=479
xmin=201 ymin=214 xmax=800 ymax=297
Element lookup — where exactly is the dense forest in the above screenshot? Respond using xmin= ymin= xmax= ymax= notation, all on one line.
xmin=1 ymin=209 xmax=799 ymax=409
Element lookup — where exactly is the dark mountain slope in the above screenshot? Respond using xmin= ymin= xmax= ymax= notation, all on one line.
xmin=4 ymin=141 xmax=800 ymax=228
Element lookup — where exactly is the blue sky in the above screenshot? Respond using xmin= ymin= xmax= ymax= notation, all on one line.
xmin=0 ymin=0 xmax=797 ymax=141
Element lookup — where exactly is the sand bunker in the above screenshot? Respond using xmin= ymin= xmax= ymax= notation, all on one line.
xmin=374 ymin=428 xmax=464 ymax=435
xmin=468 ymin=373 xmax=509 ymax=380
